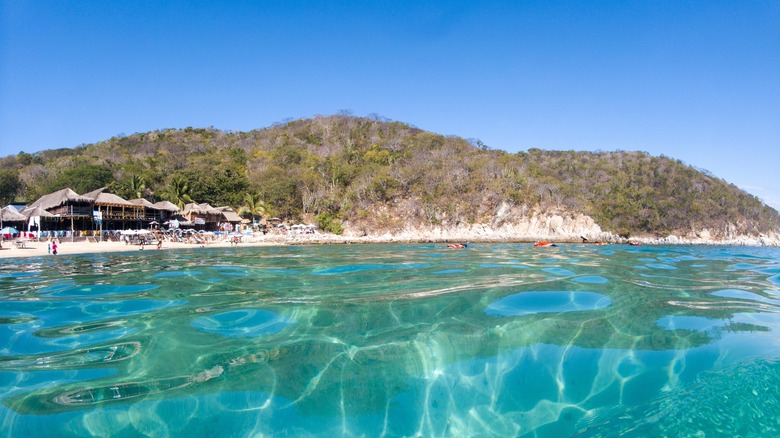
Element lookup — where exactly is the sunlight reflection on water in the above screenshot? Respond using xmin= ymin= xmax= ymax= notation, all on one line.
xmin=0 ymin=244 xmax=779 ymax=436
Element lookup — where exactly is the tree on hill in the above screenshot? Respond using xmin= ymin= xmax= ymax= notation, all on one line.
xmin=163 ymin=176 xmax=194 ymax=209
xmin=0 ymin=115 xmax=777 ymax=239
xmin=238 ymin=192 xmax=267 ymax=224
xmin=44 ymin=163 xmax=114 ymax=196
xmin=0 ymin=169 xmax=22 ymax=205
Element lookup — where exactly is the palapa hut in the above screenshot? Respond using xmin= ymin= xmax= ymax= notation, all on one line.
xmin=26 ymin=188 xmax=94 ymax=233
xmin=1 ymin=206 xmax=28 ymax=234
xmin=150 ymin=201 xmax=183 ymax=227
xmin=182 ymin=203 xmax=224 ymax=230
xmin=217 ymin=206 xmax=242 ymax=228
xmin=129 ymin=198 xmax=161 ymax=223
xmin=152 ymin=201 xmax=180 ymax=216
xmin=83 ymin=188 xmax=143 ymax=230
xmin=20 ymin=205 xmax=54 ymax=236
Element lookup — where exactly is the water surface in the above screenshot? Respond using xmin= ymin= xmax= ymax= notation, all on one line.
xmin=1 ymin=244 xmax=780 ymax=436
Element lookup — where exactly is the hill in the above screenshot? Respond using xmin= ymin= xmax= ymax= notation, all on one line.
xmin=1 ymin=115 xmax=778 ymax=242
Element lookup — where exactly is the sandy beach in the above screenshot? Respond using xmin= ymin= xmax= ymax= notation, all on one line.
xmin=0 ymin=237 xmax=282 ymax=259
xmin=2 ymin=228 xmax=778 ymax=260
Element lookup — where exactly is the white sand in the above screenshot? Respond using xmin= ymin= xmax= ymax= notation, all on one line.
xmin=0 ymin=237 xmax=281 ymax=259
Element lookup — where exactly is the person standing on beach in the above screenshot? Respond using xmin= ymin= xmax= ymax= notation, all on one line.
xmin=51 ymin=241 xmax=58 ymax=255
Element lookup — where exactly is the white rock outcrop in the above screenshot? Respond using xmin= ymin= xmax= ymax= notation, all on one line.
xmin=327 ymin=202 xmax=780 ymax=247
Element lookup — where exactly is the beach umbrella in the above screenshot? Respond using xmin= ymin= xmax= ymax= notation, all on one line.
xmin=1 ymin=226 xmax=19 ymax=236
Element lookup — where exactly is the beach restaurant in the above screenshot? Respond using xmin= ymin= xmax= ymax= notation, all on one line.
xmin=5 ymin=187 xmax=242 ymax=240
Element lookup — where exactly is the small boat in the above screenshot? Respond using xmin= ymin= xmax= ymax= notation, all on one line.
xmin=447 ymin=243 xmax=468 ymax=249
xmin=628 ymin=241 xmax=643 ymax=246
xmin=533 ymin=241 xmax=557 ymax=247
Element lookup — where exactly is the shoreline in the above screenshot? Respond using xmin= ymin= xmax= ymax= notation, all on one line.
xmin=1 ymin=232 xmax=778 ymax=260
xmin=0 ymin=238 xmax=273 ymax=259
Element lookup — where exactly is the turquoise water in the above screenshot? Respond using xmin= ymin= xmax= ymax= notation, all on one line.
xmin=1 ymin=243 xmax=780 ymax=436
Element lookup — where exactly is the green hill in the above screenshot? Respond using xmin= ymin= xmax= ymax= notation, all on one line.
xmin=1 ymin=115 xmax=778 ymax=239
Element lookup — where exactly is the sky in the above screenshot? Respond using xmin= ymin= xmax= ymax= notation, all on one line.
xmin=1 ymin=1 xmax=778 ymax=210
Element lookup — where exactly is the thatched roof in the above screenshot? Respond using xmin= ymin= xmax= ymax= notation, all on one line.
xmin=129 ymin=198 xmax=156 ymax=208
xmin=83 ymin=188 xmax=135 ymax=207
xmin=183 ymin=203 xmax=222 ymax=216
xmin=21 ymin=205 xmax=55 ymax=218
xmin=98 ymin=193 xmax=135 ymax=206
xmin=152 ymin=201 xmax=180 ymax=212
xmin=81 ymin=187 xmax=106 ymax=200
xmin=28 ymin=188 xmax=93 ymax=210
xmin=217 ymin=206 xmax=242 ymax=223
xmin=1 ymin=206 xmax=27 ymax=222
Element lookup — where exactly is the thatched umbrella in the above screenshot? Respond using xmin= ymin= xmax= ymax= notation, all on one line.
xmin=22 ymin=205 xmax=55 ymax=219
xmin=1 ymin=206 xmax=27 ymax=239
xmin=21 ymin=205 xmax=55 ymax=237
xmin=1 ymin=206 xmax=26 ymax=223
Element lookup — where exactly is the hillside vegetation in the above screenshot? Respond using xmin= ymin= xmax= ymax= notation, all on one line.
xmin=1 ymin=115 xmax=778 ymax=239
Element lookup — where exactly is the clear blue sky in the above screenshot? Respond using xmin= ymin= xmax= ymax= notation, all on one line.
xmin=2 ymin=1 xmax=778 ymax=210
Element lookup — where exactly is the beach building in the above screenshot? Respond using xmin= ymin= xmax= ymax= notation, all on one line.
xmin=217 ymin=206 xmax=242 ymax=230
xmin=25 ymin=188 xmax=95 ymax=233
xmin=15 ymin=186 xmax=246 ymax=239
xmin=83 ymin=188 xmax=144 ymax=230
xmin=180 ymin=203 xmax=243 ymax=231
xmin=129 ymin=198 xmax=159 ymax=222
xmin=128 ymin=198 xmax=179 ymax=226
xmin=181 ymin=203 xmax=219 ymax=230
xmin=152 ymin=201 xmax=181 ymax=223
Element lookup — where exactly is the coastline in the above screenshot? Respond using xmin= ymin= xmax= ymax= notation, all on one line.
xmin=2 ymin=230 xmax=778 ymax=260
xmin=0 ymin=237 xmax=278 ymax=259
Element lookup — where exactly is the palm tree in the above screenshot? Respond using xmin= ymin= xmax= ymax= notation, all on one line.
xmin=129 ymin=175 xmax=147 ymax=199
xmin=165 ymin=176 xmax=194 ymax=209
xmin=238 ymin=192 xmax=267 ymax=226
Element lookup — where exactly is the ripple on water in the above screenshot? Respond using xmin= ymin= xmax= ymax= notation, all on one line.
xmin=0 ymin=271 xmax=41 ymax=281
xmin=191 ymin=309 xmax=293 ymax=338
xmin=711 ymin=289 xmax=780 ymax=305
xmin=485 ymin=291 xmax=612 ymax=316
xmin=314 ymin=264 xmax=393 ymax=275
xmin=542 ymin=267 xmax=576 ymax=277
xmin=45 ymin=284 xmax=158 ymax=298
xmin=0 ymin=341 xmax=141 ymax=369
xmin=656 ymin=315 xmax=723 ymax=332
xmin=152 ymin=271 xmax=203 ymax=278
xmin=435 ymin=269 xmax=466 ymax=275
xmin=313 ymin=263 xmax=426 ymax=275
xmin=646 ymin=264 xmax=677 ymax=270
xmin=572 ymin=276 xmax=608 ymax=284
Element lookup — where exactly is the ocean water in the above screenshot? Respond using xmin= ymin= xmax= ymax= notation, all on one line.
xmin=1 ymin=243 xmax=780 ymax=437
